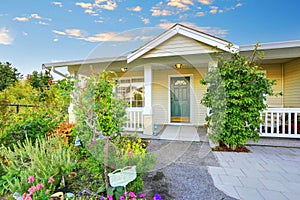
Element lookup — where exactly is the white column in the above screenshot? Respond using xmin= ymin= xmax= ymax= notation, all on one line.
xmin=68 ymin=69 xmax=77 ymax=123
xmin=143 ymin=65 xmax=153 ymax=135
xmin=144 ymin=65 xmax=152 ymax=114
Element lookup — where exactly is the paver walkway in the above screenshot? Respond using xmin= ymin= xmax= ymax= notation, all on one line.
xmin=209 ymin=146 xmax=300 ymax=200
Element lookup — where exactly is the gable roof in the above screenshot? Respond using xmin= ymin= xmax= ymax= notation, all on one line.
xmin=127 ymin=23 xmax=239 ymax=63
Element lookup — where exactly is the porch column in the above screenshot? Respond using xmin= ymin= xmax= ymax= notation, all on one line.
xmin=68 ymin=69 xmax=78 ymax=123
xmin=206 ymin=60 xmax=218 ymax=121
xmin=143 ymin=64 xmax=153 ymax=135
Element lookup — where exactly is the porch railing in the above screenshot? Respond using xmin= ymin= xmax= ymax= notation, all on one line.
xmin=260 ymin=108 xmax=300 ymax=138
xmin=123 ymin=108 xmax=144 ymax=132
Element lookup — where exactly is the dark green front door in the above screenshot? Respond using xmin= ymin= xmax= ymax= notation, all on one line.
xmin=170 ymin=77 xmax=190 ymax=123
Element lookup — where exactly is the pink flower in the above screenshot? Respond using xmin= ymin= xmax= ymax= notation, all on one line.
xmin=28 ymin=176 xmax=35 ymax=183
xmin=129 ymin=192 xmax=136 ymax=198
xmin=89 ymin=145 xmax=94 ymax=149
xmin=36 ymin=183 xmax=44 ymax=190
xmin=48 ymin=176 xmax=55 ymax=183
xmin=91 ymin=140 xmax=96 ymax=145
xmin=107 ymin=195 xmax=113 ymax=200
xmin=127 ymin=150 xmax=134 ymax=156
xmin=22 ymin=193 xmax=32 ymax=200
xmin=28 ymin=186 xmax=36 ymax=195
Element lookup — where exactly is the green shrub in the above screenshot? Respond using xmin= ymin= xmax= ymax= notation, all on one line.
xmin=201 ymin=44 xmax=277 ymax=149
xmin=0 ymin=137 xmax=76 ymax=197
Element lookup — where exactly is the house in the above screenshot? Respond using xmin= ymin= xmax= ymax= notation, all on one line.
xmin=43 ymin=24 xmax=300 ymax=138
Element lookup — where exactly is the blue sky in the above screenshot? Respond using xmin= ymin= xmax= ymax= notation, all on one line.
xmin=0 ymin=0 xmax=299 ymax=76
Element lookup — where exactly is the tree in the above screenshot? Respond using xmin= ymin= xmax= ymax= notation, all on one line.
xmin=28 ymin=69 xmax=53 ymax=101
xmin=74 ymin=70 xmax=127 ymax=191
xmin=201 ymin=44 xmax=277 ymax=149
xmin=0 ymin=62 xmax=22 ymax=91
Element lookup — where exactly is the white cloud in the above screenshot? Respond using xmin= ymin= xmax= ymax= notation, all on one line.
xmin=53 ymin=38 xmax=59 ymax=42
xmin=198 ymin=0 xmax=214 ymax=5
xmin=236 ymin=3 xmax=242 ymax=7
xmin=141 ymin=17 xmax=150 ymax=24
xmin=52 ymin=1 xmax=63 ymax=7
xmin=151 ymin=9 xmax=173 ymax=16
xmin=38 ymin=21 xmax=49 ymax=25
xmin=65 ymin=29 xmax=86 ymax=37
xmin=95 ymin=17 xmax=104 ymax=23
xmin=209 ymin=6 xmax=219 ymax=14
xmin=13 ymin=17 xmax=29 ymax=22
xmin=52 ymin=30 xmax=67 ymax=35
xmin=127 ymin=6 xmax=142 ymax=12
xmin=22 ymin=31 xmax=28 ymax=36
xmin=79 ymin=32 xmax=131 ymax=42
xmin=94 ymin=0 xmax=117 ymax=11
xmin=0 ymin=27 xmax=13 ymax=45
xmin=75 ymin=2 xmax=93 ymax=9
xmin=30 ymin=14 xmax=42 ymax=19
xmin=196 ymin=11 xmax=205 ymax=16
xmin=167 ymin=0 xmax=193 ymax=11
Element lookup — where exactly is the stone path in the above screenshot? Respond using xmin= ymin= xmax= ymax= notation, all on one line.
xmin=209 ymin=146 xmax=300 ymax=200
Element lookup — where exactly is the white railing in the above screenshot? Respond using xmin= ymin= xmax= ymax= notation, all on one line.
xmin=123 ymin=108 xmax=144 ymax=132
xmin=260 ymin=108 xmax=300 ymax=138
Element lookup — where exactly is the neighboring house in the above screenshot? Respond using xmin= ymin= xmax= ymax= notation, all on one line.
xmin=43 ymin=24 xmax=300 ymax=138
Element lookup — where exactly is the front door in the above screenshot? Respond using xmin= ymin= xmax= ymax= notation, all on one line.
xmin=170 ymin=77 xmax=190 ymax=123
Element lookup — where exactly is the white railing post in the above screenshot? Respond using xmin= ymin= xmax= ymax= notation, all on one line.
xmin=123 ymin=108 xmax=144 ymax=132
xmin=260 ymin=108 xmax=300 ymax=138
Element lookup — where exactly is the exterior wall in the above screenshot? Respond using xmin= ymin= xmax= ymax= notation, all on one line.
xmin=262 ymin=64 xmax=283 ymax=107
xmin=143 ymin=34 xmax=216 ymax=59
xmin=152 ymin=67 xmax=208 ymax=126
xmin=283 ymin=58 xmax=300 ymax=107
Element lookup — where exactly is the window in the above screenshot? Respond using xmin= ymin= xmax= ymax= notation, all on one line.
xmin=116 ymin=78 xmax=144 ymax=107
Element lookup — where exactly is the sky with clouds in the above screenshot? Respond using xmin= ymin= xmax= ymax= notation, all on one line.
xmin=0 ymin=0 xmax=300 ymax=76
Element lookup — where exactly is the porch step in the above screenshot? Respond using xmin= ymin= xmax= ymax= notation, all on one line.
xmin=159 ymin=125 xmax=200 ymax=142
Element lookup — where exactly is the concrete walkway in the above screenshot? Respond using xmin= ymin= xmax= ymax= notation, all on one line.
xmin=209 ymin=146 xmax=300 ymax=200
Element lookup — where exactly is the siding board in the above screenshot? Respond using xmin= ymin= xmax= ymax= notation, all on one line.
xmin=284 ymin=58 xmax=300 ymax=107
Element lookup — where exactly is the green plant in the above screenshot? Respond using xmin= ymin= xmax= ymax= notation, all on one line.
xmin=0 ymin=136 xmax=75 ymax=196
xmin=0 ymin=109 xmax=62 ymax=148
xmin=201 ymin=44 xmax=277 ymax=149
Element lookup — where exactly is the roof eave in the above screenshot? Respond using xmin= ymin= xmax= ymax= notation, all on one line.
xmin=127 ymin=24 xmax=238 ymax=63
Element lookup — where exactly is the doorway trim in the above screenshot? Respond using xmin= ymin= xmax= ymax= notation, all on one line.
xmin=168 ymin=74 xmax=194 ymax=124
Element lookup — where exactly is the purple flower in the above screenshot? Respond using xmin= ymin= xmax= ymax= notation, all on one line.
xmin=107 ymin=195 xmax=113 ymax=200
xmin=119 ymin=196 xmax=125 ymax=200
xmin=153 ymin=193 xmax=162 ymax=200
xmin=139 ymin=193 xmax=147 ymax=198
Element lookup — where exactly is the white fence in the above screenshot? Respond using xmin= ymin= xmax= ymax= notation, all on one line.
xmin=260 ymin=108 xmax=300 ymax=138
xmin=123 ymin=108 xmax=144 ymax=132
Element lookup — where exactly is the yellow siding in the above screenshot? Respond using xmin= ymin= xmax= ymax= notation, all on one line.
xmin=284 ymin=58 xmax=300 ymax=107
xmin=152 ymin=68 xmax=208 ymax=126
xmin=262 ymin=64 xmax=283 ymax=107
xmin=143 ymin=34 xmax=216 ymax=58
